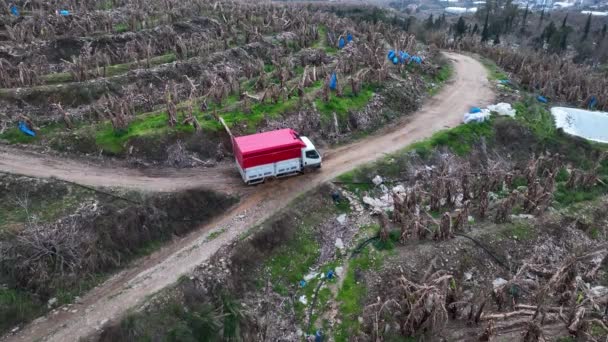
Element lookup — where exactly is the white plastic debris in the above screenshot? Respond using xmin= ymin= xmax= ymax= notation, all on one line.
xmin=362 ymin=194 xmax=393 ymax=211
xmin=492 ymin=278 xmax=508 ymax=290
xmin=299 ymin=295 xmax=308 ymax=305
xmin=335 ymin=238 xmax=345 ymax=250
xmin=487 ymin=102 xmax=516 ymax=117
xmin=392 ymin=185 xmax=406 ymax=193
xmin=335 ymin=266 xmax=345 ymax=278
xmin=590 ymin=286 xmax=608 ymax=298
xmin=304 ymin=272 xmax=319 ymax=281
xmin=336 ymin=214 xmax=347 ymax=225
xmin=372 ymin=175 xmax=383 ymax=186
xmin=464 ymin=272 xmax=473 ymax=281
xmin=463 ymin=109 xmax=491 ymax=123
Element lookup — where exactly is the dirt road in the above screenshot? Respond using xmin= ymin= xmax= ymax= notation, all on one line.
xmin=1 ymin=53 xmax=494 ymax=342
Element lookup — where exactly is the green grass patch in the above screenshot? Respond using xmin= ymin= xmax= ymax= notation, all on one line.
xmin=409 ymin=120 xmax=494 ymax=157
xmin=481 ymin=57 xmax=509 ymax=81
xmin=336 ymin=170 xmax=374 ymax=193
xmin=335 ymin=247 xmax=383 ymax=341
xmin=0 ymin=288 xmax=44 ymax=333
xmin=315 ymin=85 xmax=374 ymax=120
xmin=114 ymin=22 xmax=128 ymax=33
xmin=426 ymin=62 xmax=454 ymax=96
xmin=501 ymin=221 xmax=537 ymax=241
xmin=266 ymin=228 xmax=319 ymax=286
xmin=554 ymin=182 xmax=608 ymax=206
xmin=512 ymin=100 xmax=555 ymax=141
xmin=206 ymin=228 xmax=226 ymax=241
xmin=334 ymin=197 xmax=352 ymax=213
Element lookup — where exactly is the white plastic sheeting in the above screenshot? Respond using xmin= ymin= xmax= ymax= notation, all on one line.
xmin=487 ymin=103 xmax=516 ymax=117
xmin=551 ymin=107 xmax=608 ymax=144
xmin=463 ymin=109 xmax=491 ymax=123
xmin=445 ymin=7 xmax=477 ymax=14
xmin=581 ymin=11 xmax=608 ymax=16
xmin=463 ymin=103 xmax=516 ymax=123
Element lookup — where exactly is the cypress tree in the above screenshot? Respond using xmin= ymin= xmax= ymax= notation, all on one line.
xmin=602 ymin=23 xmax=607 ymax=39
xmin=582 ymin=13 xmax=591 ymax=41
xmin=539 ymin=8 xmax=545 ymax=27
xmin=481 ymin=10 xmax=490 ymax=42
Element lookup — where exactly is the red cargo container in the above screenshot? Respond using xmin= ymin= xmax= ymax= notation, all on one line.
xmin=233 ymin=129 xmax=306 ymax=169
xmin=231 ymin=128 xmax=322 ymax=184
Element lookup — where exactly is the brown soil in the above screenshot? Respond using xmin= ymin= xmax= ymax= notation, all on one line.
xmin=0 ymin=52 xmax=494 ymax=342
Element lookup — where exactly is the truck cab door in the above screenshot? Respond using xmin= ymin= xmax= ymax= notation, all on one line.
xmin=303 ymin=149 xmax=321 ymax=167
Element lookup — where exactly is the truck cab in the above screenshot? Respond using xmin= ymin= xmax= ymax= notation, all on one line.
xmin=300 ymin=136 xmax=322 ymax=168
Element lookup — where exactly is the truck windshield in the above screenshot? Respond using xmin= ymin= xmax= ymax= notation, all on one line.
xmin=306 ymin=150 xmax=319 ymax=159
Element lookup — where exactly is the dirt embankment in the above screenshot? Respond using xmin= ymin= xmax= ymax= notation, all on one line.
xmin=1 ymin=52 xmax=494 ymax=342
xmin=0 ymin=174 xmax=237 ymax=335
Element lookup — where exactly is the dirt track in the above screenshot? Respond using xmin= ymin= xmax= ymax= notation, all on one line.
xmin=1 ymin=52 xmax=494 ymax=342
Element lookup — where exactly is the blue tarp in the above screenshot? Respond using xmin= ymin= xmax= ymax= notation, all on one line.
xmin=410 ymin=56 xmax=422 ymax=64
xmin=589 ymin=96 xmax=597 ymax=109
xmin=329 ymin=73 xmax=337 ymax=90
xmin=10 ymin=5 xmax=19 ymax=16
xmin=469 ymin=107 xmax=482 ymax=114
xmin=58 ymin=9 xmax=70 ymax=16
xmin=18 ymin=121 xmax=36 ymax=137
xmin=537 ymin=95 xmax=548 ymax=103
xmin=347 ymin=33 xmax=353 ymax=42
xmin=338 ymin=37 xmax=345 ymax=49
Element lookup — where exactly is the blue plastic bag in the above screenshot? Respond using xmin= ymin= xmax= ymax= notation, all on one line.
xmin=537 ymin=95 xmax=548 ymax=103
xmin=326 ymin=270 xmax=334 ymax=279
xmin=392 ymin=56 xmax=399 ymax=65
xmin=387 ymin=50 xmax=395 ymax=60
xmin=58 ymin=9 xmax=70 ymax=16
xmin=10 ymin=5 xmax=19 ymax=16
xmin=469 ymin=107 xmax=482 ymax=114
xmin=400 ymin=51 xmax=410 ymax=62
xmin=18 ymin=121 xmax=36 ymax=137
xmin=410 ymin=56 xmax=422 ymax=64
xmin=329 ymin=73 xmax=337 ymax=90
xmin=315 ymin=330 xmax=323 ymax=342
xmin=299 ymin=280 xmax=306 ymax=288
xmin=347 ymin=33 xmax=353 ymax=42
xmin=589 ymin=96 xmax=597 ymax=109
xmin=338 ymin=37 xmax=345 ymax=49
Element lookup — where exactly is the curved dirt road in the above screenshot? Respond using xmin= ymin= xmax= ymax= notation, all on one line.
xmin=1 ymin=53 xmax=494 ymax=342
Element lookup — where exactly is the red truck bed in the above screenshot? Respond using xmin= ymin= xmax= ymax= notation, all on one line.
xmin=233 ymin=129 xmax=306 ymax=169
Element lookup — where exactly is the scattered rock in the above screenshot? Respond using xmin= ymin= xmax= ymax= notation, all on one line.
xmin=298 ymin=295 xmax=308 ymax=305
xmin=336 ymin=214 xmax=347 ymax=225
xmin=335 ymin=238 xmax=345 ymax=250
xmin=47 ymin=297 xmax=58 ymax=309
xmin=11 ymin=327 xmax=19 ymax=333
xmin=464 ymin=272 xmax=473 ymax=281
